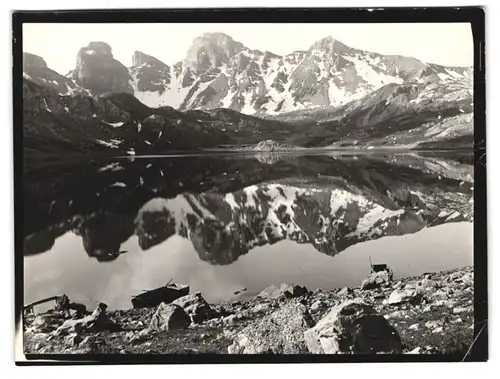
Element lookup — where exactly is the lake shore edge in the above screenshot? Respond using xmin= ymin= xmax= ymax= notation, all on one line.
xmin=22 ymin=265 xmax=474 ymax=356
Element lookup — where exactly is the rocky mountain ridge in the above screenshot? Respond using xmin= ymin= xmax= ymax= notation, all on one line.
xmin=22 ymin=34 xmax=474 ymax=158
xmin=22 ymin=69 xmax=474 ymax=161
xmin=22 ymin=77 xmax=299 ymax=160
xmin=23 ymin=52 xmax=87 ymax=96
xmin=287 ymin=79 xmax=474 ymax=149
xmin=23 ymin=34 xmax=472 ymax=115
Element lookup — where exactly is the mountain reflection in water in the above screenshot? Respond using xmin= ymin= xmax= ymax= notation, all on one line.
xmin=23 ymin=152 xmax=474 ymax=308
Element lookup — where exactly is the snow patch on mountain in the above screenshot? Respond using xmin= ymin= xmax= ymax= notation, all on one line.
xmin=327 ymin=79 xmax=349 ymax=106
xmin=110 ymin=182 xmax=127 ymax=187
xmin=136 ymin=196 xmax=194 ymax=234
xmin=98 ymin=162 xmax=124 ymax=172
xmin=329 ymin=189 xmax=370 ymax=216
xmin=187 ymin=194 xmax=217 ymax=219
xmin=102 ymin=120 xmax=124 ymax=128
xmin=243 ymin=185 xmax=260 ymax=208
xmin=96 ymin=139 xmax=120 ymax=148
xmin=344 ymin=54 xmax=403 ymax=89
xmin=240 ymin=91 xmax=255 ymax=114
xmin=225 ymin=193 xmax=240 ymax=210
xmin=129 ymin=67 xmax=195 ymax=109
xmin=135 ymin=87 xmax=192 ymax=109
xmin=346 ymin=206 xmax=405 ymax=238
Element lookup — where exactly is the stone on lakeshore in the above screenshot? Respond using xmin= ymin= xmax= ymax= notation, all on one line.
xmin=404 ymin=282 xmax=418 ymax=290
xmin=222 ymin=314 xmax=236 ymax=325
xmin=65 ymin=333 xmax=82 ymax=346
xmin=460 ymin=273 xmax=473 ymax=286
xmin=128 ymin=328 xmax=152 ymax=344
xmin=425 ymin=320 xmax=442 ymax=329
xmin=257 ymin=285 xmax=285 ymax=300
xmin=257 ymin=283 xmax=309 ymax=301
xmin=280 ymin=283 xmax=309 ymax=298
xmin=452 ymin=306 xmax=468 ymax=314
xmin=361 ymin=271 xmax=390 ymax=290
xmin=228 ymin=303 xmax=314 ymax=354
xmin=337 ymin=287 xmax=352 ymax=296
xmin=310 ymin=300 xmax=326 ymax=312
xmin=55 ymin=303 xmax=114 ymax=336
xmin=150 ymin=303 xmax=191 ymax=332
xmin=172 ymin=292 xmax=218 ymax=323
xmin=304 ymin=300 xmax=402 ymax=354
xmin=392 ymin=281 xmax=404 ymax=289
xmin=387 ymin=289 xmax=421 ymax=305
xmin=251 ymin=303 xmax=271 ymax=314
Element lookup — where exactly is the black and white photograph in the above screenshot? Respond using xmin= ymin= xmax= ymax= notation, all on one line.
xmin=13 ymin=8 xmax=487 ymax=363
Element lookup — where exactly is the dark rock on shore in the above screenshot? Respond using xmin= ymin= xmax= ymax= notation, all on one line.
xmin=281 ymin=283 xmax=309 ymax=298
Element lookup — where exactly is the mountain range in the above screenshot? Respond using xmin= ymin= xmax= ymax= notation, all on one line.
xmin=22 ymin=33 xmax=474 ymax=158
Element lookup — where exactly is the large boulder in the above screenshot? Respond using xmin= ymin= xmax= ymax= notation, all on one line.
xmin=387 ymin=289 xmax=422 ymax=305
xmin=55 ymin=303 xmax=115 ymax=336
xmin=171 ymin=292 xmax=218 ymax=323
xmin=257 ymin=285 xmax=284 ymax=300
xmin=459 ymin=272 xmax=473 ymax=286
xmin=150 ymin=303 xmax=191 ymax=331
xmin=280 ymin=283 xmax=309 ymax=298
xmin=228 ymin=303 xmax=315 ymax=354
xmin=361 ymin=271 xmax=390 ymax=290
xmin=304 ymin=301 xmax=402 ymax=354
xmin=257 ymin=283 xmax=309 ymax=301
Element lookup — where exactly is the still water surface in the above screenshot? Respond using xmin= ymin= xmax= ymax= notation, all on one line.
xmin=23 ymin=152 xmax=474 ymax=309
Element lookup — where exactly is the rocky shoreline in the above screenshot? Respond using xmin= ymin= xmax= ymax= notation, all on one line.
xmin=22 ymin=266 xmax=474 ymax=356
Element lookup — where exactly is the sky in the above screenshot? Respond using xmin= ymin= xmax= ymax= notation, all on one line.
xmin=23 ymin=23 xmax=473 ymax=74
